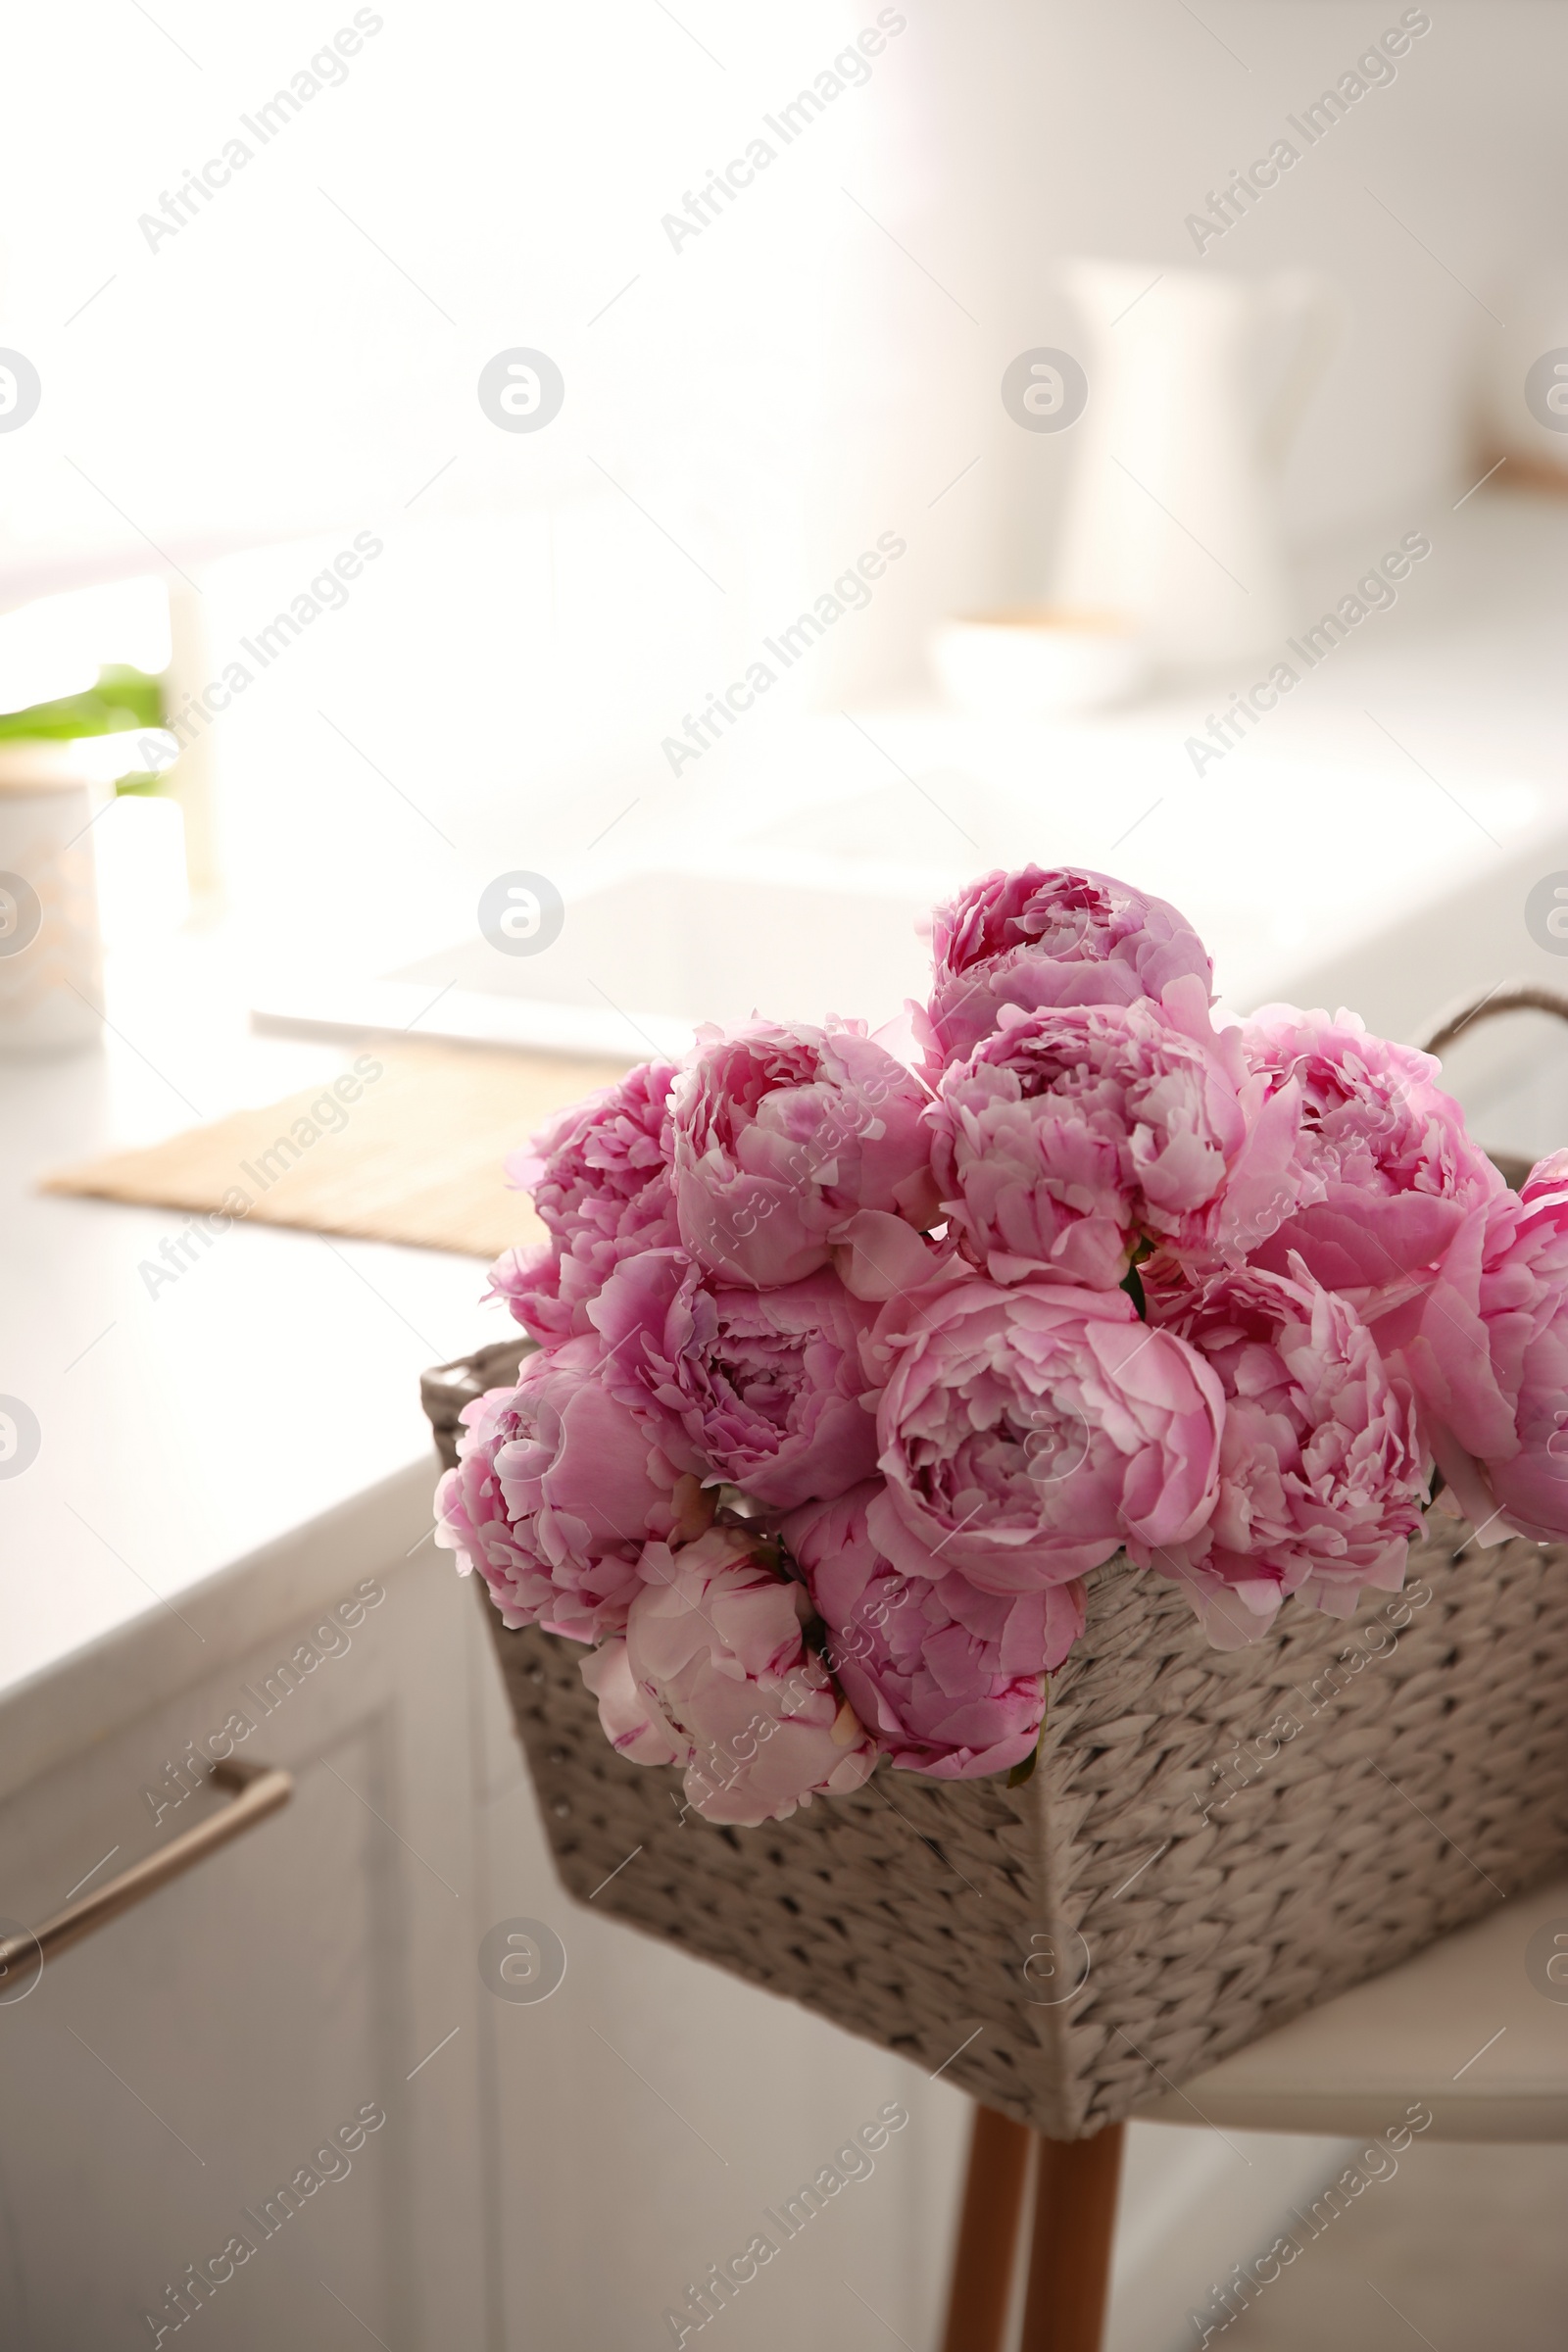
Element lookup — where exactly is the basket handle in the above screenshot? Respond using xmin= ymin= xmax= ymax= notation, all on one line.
xmin=1421 ymin=986 xmax=1568 ymax=1060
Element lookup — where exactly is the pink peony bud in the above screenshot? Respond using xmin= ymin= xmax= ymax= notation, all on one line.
xmin=434 ymin=1338 xmax=705 ymax=1643
xmin=1376 ymin=1152 xmax=1568 ymax=1545
xmin=921 ymin=864 xmax=1212 ymax=1075
xmin=1238 ymin=1005 xmax=1502 ymax=1300
xmin=587 ymin=1247 xmax=880 ymax=1511
xmin=1144 ymin=1256 xmax=1428 ymax=1645
xmin=489 ymin=1058 xmax=681 ymax=1345
xmin=865 ymin=1273 xmax=1223 ymax=1591
xmin=785 ymin=1482 xmax=1083 ymax=1778
xmin=930 ymin=997 xmax=1265 ymax=1289
xmin=670 ymin=1019 xmax=939 ymax=1288
xmin=580 ymin=1527 xmax=876 ymax=1825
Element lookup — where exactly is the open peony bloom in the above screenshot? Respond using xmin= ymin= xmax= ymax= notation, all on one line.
xmin=1143 ymin=1257 xmax=1428 ymax=1646
xmin=1239 ymin=1006 xmax=1502 ymax=1300
xmin=786 ymin=1483 xmax=1082 ymax=1778
xmin=922 ymin=864 xmax=1213 ymax=1075
xmin=488 ymin=1059 xmax=680 ymax=1344
xmin=588 ymin=1249 xmax=879 ymax=1510
xmin=929 ymin=996 xmax=1301 ymax=1288
xmin=1377 ymin=1152 xmax=1568 ymax=1545
xmin=670 ymin=1019 xmax=940 ymax=1289
xmin=434 ymin=1340 xmax=708 ymax=1642
xmin=580 ymin=1526 xmax=877 ymax=1825
xmin=865 ymin=1275 xmax=1223 ymax=1591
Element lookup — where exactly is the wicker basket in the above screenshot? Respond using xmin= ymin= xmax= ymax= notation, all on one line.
xmin=422 ymin=992 xmax=1568 ymax=2140
xmin=424 ymin=1345 xmax=1568 ymax=2140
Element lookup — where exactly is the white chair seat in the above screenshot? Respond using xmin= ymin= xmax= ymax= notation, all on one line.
xmin=1139 ymin=1874 xmax=1568 ymax=2142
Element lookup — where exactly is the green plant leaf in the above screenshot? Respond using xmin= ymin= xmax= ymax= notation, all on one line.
xmin=0 ymin=663 xmax=165 ymax=743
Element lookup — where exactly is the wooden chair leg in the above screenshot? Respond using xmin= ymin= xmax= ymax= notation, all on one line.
xmin=939 ymin=2102 xmax=1034 ymax=2352
xmin=1018 ymin=2123 xmax=1125 ymax=2352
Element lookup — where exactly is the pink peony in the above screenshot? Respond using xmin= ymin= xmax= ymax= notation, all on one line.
xmin=489 ymin=1059 xmax=680 ymax=1344
xmin=1239 ymin=1006 xmax=1501 ymax=1298
xmin=1377 ymin=1152 xmax=1568 ymax=1544
xmin=785 ymin=1482 xmax=1082 ymax=1778
xmin=865 ymin=1275 xmax=1223 ymax=1591
xmin=587 ymin=1248 xmax=879 ymax=1510
xmin=922 ymin=864 xmax=1213 ymax=1075
xmin=830 ymin=1205 xmax=962 ymax=1301
xmin=670 ymin=1019 xmax=940 ymax=1288
xmin=929 ymin=996 xmax=1304 ymax=1289
xmin=1143 ymin=1257 xmax=1428 ymax=1646
xmin=580 ymin=1526 xmax=877 ymax=1825
xmin=434 ymin=1340 xmax=708 ymax=1642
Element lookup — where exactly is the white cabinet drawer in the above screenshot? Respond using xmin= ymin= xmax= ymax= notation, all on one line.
xmin=0 ymin=1529 xmax=488 ymax=2351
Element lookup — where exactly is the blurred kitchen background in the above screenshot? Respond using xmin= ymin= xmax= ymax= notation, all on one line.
xmin=6 ymin=5 xmax=1568 ymax=2348
xmin=5 ymin=0 xmax=1568 ymax=1115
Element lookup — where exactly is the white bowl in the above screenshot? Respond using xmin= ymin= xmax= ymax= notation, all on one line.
xmin=931 ymin=610 xmax=1150 ymax=718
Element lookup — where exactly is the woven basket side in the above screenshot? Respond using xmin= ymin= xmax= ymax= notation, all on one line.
xmin=482 ymin=1587 xmax=1091 ymax=2130
xmin=482 ymin=1521 xmax=1568 ymax=2139
xmin=1043 ymin=1525 xmax=1568 ymax=2132
xmin=428 ymin=1335 xmax=1568 ymax=2137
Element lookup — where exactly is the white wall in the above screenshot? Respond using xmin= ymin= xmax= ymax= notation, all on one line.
xmin=816 ymin=0 xmax=1568 ymax=695
xmin=9 ymin=3 xmax=1564 ymax=1000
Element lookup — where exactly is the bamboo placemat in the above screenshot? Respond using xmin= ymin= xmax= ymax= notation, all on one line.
xmin=42 ymin=1041 xmax=631 ymax=1260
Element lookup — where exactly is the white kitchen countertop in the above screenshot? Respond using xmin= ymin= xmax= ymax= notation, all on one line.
xmin=0 ymin=932 xmax=515 ymax=1783
xmin=278 ymin=491 xmax=1568 ymax=1068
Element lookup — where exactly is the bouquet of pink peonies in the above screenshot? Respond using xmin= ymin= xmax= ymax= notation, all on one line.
xmin=437 ymin=865 xmax=1568 ymax=1827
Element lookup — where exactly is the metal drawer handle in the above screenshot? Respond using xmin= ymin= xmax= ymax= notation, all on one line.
xmin=0 ymin=1756 xmax=292 ymax=1981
